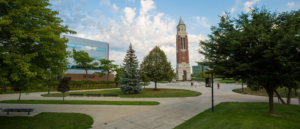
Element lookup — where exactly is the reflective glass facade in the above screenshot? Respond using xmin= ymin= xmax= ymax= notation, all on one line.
xmin=64 ymin=35 xmax=109 ymax=74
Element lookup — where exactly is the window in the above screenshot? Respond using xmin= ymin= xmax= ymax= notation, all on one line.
xmin=67 ymin=43 xmax=106 ymax=52
xmin=67 ymin=43 xmax=76 ymax=48
xmin=96 ymin=47 xmax=106 ymax=52
xmin=181 ymin=37 xmax=185 ymax=49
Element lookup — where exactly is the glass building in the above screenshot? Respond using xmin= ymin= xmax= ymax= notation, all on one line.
xmin=64 ymin=35 xmax=109 ymax=74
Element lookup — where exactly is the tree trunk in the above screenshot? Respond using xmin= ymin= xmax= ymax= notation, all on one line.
xmin=295 ymin=88 xmax=298 ymax=97
xmin=155 ymin=81 xmax=157 ymax=90
xmin=85 ymin=69 xmax=88 ymax=81
xmin=265 ymin=86 xmax=275 ymax=114
xmin=18 ymin=90 xmax=21 ymax=101
xmin=107 ymin=70 xmax=109 ymax=81
xmin=63 ymin=93 xmax=65 ymax=102
xmin=274 ymin=89 xmax=286 ymax=104
xmin=242 ymin=81 xmax=244 ymax=93
xmin=287 ymin=87 xmax=292 ymax=104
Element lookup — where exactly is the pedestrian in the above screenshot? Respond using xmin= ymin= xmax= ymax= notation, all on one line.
xmin=191 ymin=81 xmax=193 ymax=88
xmin=217 ymin=83 xmax=220 ymax=89
xmin=195 ymin=82 xmax=196 ymax=88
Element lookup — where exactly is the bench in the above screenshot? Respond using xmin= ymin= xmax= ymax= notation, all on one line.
xmin=2 ymin=108 xmax=34 ymax=115
xmin=86 ymin=94 xmax=101 ymax=97
xmin=69 ymin=94 xmax=84 ymax=97
xmin=104 ymin=94 xmax=118 ymax=97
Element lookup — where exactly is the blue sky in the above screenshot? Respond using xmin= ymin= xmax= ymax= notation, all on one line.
xmin=49 ymin=0 xmax=300 ymax=70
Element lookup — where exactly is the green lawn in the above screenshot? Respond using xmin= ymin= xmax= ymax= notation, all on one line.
xmin=191 ymin=78 xmax=205 ymax=81
xmin=0 ymin=112 xmax=93 ymax=129
xmin=0 ymin=100 xmax=160 ymax=105
xmin=233 ymin=87 xmax=300 ymax=98
xmin=218 ymin=78 xmax=242 ymax=83
xmin=0 ymin=85 xmax=115 ymax=94
xmin=42 ymin=88 xmax=201 ymax=98
xmin=175 ymin=102 xmax=300 ymax=129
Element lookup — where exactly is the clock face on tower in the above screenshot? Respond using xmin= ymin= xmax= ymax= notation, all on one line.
xmin=176 ymin=17 xmax=191 ymax=81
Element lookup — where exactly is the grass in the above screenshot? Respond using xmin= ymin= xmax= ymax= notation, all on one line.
xmin=218 ymin=78 xmax=242 ymax=83
xmin=42 ymin=88 xmax=201 ymax=98
xmin=233 ymin=87 xmax=300 ymax=98
xmin=0 ymin=112 xmax=93 ymax=129
xmin=139 ymin=82 xmax=151 ymax=86
xmin=175 ymin=102 xmax=300 ymax=129
xmin=157 ymin=81 xmax=169 ymax=83
xmin=0 ymin=85 xmax=115 ymax=94
xmin=0 ymin=100 xmax=160 ymax=105
xmin=191 ymin=78 xmax=205 ymax=81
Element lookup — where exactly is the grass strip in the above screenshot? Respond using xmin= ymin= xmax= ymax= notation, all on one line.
xmin=233 ymin=87 xmax=300 ymax=98
xmin=175 ymin=102 xmax=300 ymax=129
xmin=0 ymin=112 xmax=93 ymax=129
xmin=0 ymin=100 xmax=160 ymax=105
xmin=41 ymin=88 xmax=201 ymax=98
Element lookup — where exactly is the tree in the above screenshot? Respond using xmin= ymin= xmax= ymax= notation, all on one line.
xmin=0 ymin=0 xmax=75 ymax=100
xmin=199 ymin=7 xmax=300 ymax=114
xmin=98 ymin=59 xmax=117 ymax=81
xmin=72 ymin=48 xmax=99 ymax=81
xmin=57 ymin=77 xmax=70 ymax=102
xmin=139 ymin=67 xmax=150 ymax=89
xmin=114 ymin=65 xmax=124 ymax=87
xmin=140 ymin=46 xmax=174 ymax=90
xmin=120 ymin=44 xmax=142 ymax=94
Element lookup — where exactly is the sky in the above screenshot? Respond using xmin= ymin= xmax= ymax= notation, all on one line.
xmin=49 ymin=0 xmax=300 ymax=71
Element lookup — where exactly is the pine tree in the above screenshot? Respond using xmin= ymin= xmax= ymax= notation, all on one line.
xmin=120 ymin=44 xmax=142 ymax=94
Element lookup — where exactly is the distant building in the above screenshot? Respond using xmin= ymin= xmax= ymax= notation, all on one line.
xmin=192 ymin=66 xmax=201 ymax=77
xmin=64 ymin=35 xmax=109 ymax=74
xmin=192 ymin=62 xmax=209 ymax=77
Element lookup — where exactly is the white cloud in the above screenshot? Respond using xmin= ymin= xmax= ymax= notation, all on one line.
xmin=195 ymin=16 xmax=210 ymax=28
xmin=140 ymin=0 xmax=155 ymax=16
xmin=124 ymin=7 xmax=136 ymax=24
xmin=112 ymin=4 xmax=119 ymax=13
xmin=100 ymin=0 xmax=111 ymax=6
xmin=244 ymin=0 xmax=260 ymax=12
xmin=231 ymin=7 xmax=236 ymax=13
xmin=56 ymin=0 xmax=206 ymax=71
xmin=286 ymin=2 xmax=295 ymax=7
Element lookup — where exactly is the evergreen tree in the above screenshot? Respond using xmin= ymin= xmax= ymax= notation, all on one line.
xmin=120 ymin=44 xmax=142 ymax=94
xmin=140 ymin=46 xmax=174 ymax=90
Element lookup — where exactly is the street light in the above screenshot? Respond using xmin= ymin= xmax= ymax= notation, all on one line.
xmin=205 ymin=71 xmax=214 ymax=112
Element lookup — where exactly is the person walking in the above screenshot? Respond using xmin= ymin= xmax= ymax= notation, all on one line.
xmin=191 ymin=81 xmax=193 ymax=88
xmin=217 ymin=83 xmax=220 ymax=89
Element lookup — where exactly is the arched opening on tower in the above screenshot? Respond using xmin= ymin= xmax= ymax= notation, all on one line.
xmin=183 ymin=70 xmax=187 ymax=81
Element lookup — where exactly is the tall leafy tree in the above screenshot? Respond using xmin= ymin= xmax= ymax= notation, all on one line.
xmin=199 ymin=7 xmax=300 ymax=114
xmin=120 ymin=44 xmax=142 ymax=94
xmin=140 ymin=46 xmax=174 ymax=90
xmin=72 ymin=48 xmax=99 ymax=81
xmin=0 ymin=0 xmax=75 ymax=100
xmin=98 ymin=59 xmax=117 ymax=81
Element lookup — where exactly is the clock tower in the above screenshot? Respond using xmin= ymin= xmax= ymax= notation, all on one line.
xmin=176 ymin=17 xmax=191 ymax=81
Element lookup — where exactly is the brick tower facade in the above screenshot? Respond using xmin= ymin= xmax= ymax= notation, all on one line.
xmin=176 ymin=17 xmax=191 ymax=81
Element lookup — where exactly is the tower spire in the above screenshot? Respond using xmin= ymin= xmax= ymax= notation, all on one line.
xmin=178 ymin=16 xmax=185 ymax=25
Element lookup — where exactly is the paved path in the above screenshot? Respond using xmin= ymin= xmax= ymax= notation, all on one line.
xmin=0 ymin=82 xmax=299 ymax=129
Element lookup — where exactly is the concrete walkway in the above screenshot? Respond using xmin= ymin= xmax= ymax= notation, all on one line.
xmin=0 ymin=82 xmax=299 ymax=129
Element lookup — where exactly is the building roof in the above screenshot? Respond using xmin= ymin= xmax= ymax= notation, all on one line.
xmin=178 ymin=16 xmax=185 ymax=25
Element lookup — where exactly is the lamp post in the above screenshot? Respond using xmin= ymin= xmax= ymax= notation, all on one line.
xmin=205 ymin=71 xmax=214 ymax=112
xmin=47 ymin=68 xmax=51 ymax=94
